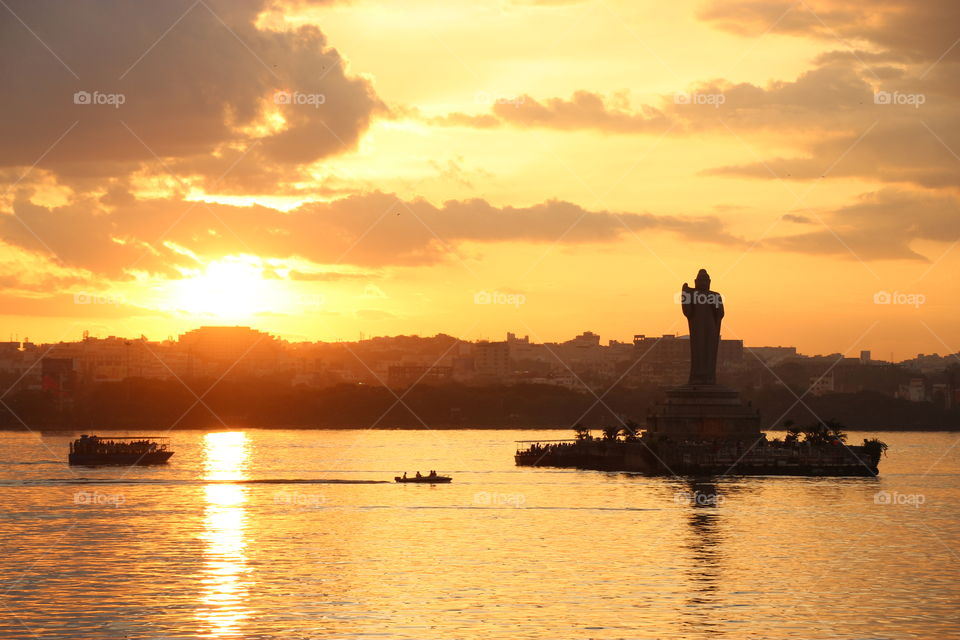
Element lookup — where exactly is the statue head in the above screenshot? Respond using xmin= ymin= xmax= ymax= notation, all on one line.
xmin=694 ymin=268 xmax=710 ymax=291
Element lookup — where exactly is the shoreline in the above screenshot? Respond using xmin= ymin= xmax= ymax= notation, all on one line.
xmin=4 ymin=425 xmax=958 ymax=432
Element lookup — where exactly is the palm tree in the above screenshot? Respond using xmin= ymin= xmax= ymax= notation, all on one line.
xmin=602 ymin=425 xmax=621 ymax=442
xmin=862 ymin=437 xmax=889 ymax=460
xmin=785 ymin=424 xmax=802 ymax=445
xmin=573 ymin=423 xmax=591 ymax=441
xmin=824 ymin=419 xmax=848 ymax=443
xmin=802 ymin=422 xmax=832 ymax=446
xmin=621 ymin=420 xmax=641 ymax=442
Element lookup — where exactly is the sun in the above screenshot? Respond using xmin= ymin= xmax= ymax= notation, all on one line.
xmin=171 ymin=257 xmax=277 ymax=318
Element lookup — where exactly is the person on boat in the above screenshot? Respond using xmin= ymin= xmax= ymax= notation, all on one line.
xmin=416 ymin=471 xmax=422 ymax=478
xmin=402 ymin=472 xmax=407 ymax=479
xmin=429 ymin=470 xmax=436 ymax=477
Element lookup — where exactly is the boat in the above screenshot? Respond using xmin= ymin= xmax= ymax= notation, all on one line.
xmin=395 ymin=473 xmax=452 ymax=483
xmin=68 ymin=435 xmax=174 ymax=466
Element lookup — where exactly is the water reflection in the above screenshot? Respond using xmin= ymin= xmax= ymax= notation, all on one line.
xmin=685 ymin=481 xmax=723 ymax=578
xmin=198 ymin=432 xmax=251 ymax=638
xmin=680 ymin=480 xmax=727 ymax=637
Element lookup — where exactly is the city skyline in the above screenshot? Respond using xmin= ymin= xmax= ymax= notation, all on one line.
xmin=3 ymin=323 xmax=955 ymax=433
xmin=4 ymin=321 xmax=956 ymax=364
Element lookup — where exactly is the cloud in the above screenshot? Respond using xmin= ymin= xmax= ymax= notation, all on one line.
xmin=423 ymin=65 xmax=874 ymax=134
xmin=694 ymin=1 xmax=960 ymax=189
xmin=422 ymin=65 xmax=891 ymax=142
xmin=0 ymin=270 xmax=87 ymax=294
xmin=428 ymin=90 xmax=672 ymax=133
xmin=705 ymin=116 xmax=960 ymax=189
xmin=0 ymin=293 xmax=160 ymax=318
xmin=490 ymin=91 xmax=671 ymax=133
xmin=426 ymin=62 xmax=938 ymax=136
xmin=698 ymin=0 xmax=960 ymax=65
xmin=767 ymin=188 xmax=960 ymax=261
xmin=419 ymin=13 xmax=958 ymax=191
xmin=0 ymin=245 xmax=93 ymax=293
xmin=0 ymin=0 xmax=382 ymax=192
xmin=0 ymin=191 xmax=746 ymax=276
xmin=283 ymin=269 xmax=370 ymax=281
xmin=0 ymin=196 xmax=187 ymax=278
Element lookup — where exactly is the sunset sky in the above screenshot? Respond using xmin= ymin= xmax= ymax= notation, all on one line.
xmin=1 ymin=0 xmax=957 ymax=359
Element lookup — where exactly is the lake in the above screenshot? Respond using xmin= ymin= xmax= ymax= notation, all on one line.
xmin=1 ymin=429 xmax=958 ymax=639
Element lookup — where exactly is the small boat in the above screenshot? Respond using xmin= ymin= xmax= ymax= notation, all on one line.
xmin=395 ymin=473 xmax=452 ymax=483
xmin=69 ymin=435 xmax=174 ymax=466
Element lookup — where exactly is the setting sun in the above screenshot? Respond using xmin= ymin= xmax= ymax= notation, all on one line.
xmin=170 ymin=257 xmax=277 ymax=319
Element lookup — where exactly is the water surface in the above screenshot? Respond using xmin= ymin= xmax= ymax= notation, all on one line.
xmin=1 ymin=429 xmax=958 ymax=639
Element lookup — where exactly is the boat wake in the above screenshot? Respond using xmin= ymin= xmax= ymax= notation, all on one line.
xmin=2 ymin=477 xmax=392 ymax=487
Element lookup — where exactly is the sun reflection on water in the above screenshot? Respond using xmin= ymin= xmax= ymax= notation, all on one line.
xmin=198 ymin=431 xmax=251 ymax=638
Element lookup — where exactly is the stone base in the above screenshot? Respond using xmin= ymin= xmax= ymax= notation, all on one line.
xmin=647 ymin=384 xmax=762 ymax=441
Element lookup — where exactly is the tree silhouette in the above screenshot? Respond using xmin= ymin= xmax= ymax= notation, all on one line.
xmin=621 ymin=420 xmax=641 ymax=442
xmin=602 ymin=425 xmax=620 ymax=442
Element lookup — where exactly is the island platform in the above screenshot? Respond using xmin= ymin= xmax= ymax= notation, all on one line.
xmin=515 ymin=435 xmax=882 ymax=476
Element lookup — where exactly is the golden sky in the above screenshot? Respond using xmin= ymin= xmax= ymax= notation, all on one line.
xmin=0 ymin=0 xmax=958 ymax=359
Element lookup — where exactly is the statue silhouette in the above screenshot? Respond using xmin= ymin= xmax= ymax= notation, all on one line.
xmin=681 ymin=269 xmax=724 ymax=386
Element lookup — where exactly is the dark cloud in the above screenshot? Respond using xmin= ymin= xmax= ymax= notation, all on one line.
xmin=767 ymin=188 xmax=960 ymax=261
xmin=0 ymin=269 xmax=87 ymax=294
xmin=693 ymin=0 xmax=960 ymax=190
xmin=1 ymin=196 xmax=187 ymax=279
xmin=0 ymin=0 xmax=382 ymax=191
xmin=705 ymin=116 xmax=960 ymax=189
xmin=698 ymin=0 xmax=960 ymax=65
xmin=0 ymin=191 xmax=746 ymax=276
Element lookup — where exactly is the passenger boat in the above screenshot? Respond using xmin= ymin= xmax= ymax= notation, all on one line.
xmin=395 ymin=473 xmax=451 ymax=483
xmin=68 ymin=435 xmax=174 ymax=466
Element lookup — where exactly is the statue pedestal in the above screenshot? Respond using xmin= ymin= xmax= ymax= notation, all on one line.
xmin=647 ymin=384 xmax=762 ymax=441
